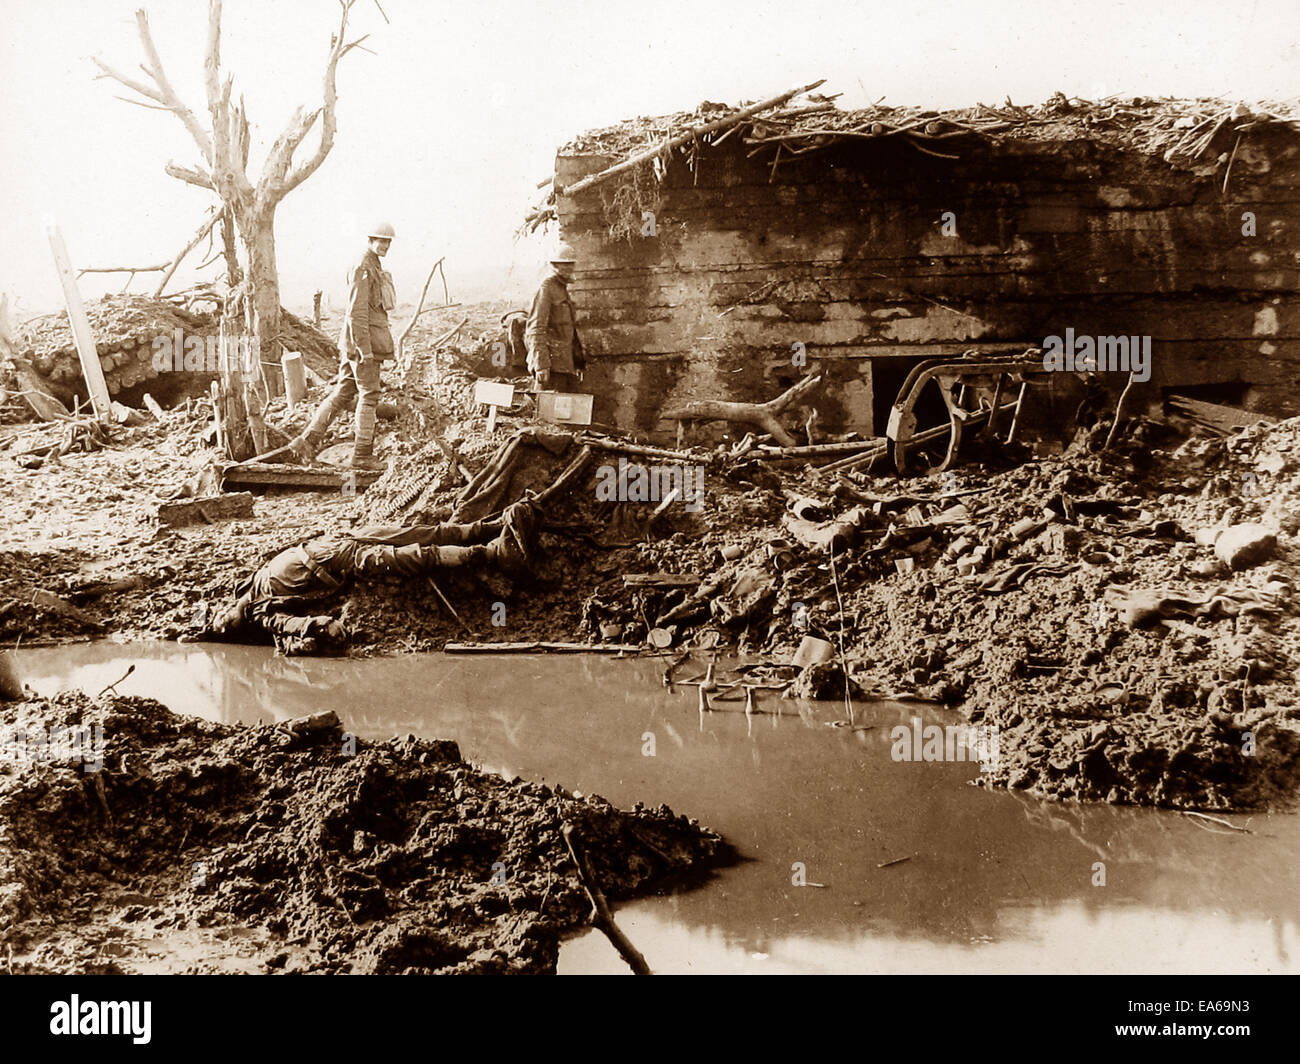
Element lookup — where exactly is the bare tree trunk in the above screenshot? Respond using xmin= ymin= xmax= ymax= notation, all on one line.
xmin=218 ymin=314 xmax=254 ymax=460
xmin=220 ymin=207 xmax=242 ymax=302
xmin=242 ymin=210 xmax=283 ymax=396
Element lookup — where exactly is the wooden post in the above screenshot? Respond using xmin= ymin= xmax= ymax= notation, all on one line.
xmin=47 ymin=225 xmax=112 ymax=421
xmin=282 ymin=351 xmax=307 ymax=406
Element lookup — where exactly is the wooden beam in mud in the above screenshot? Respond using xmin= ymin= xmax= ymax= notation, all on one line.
xmin=157 ymin=491 xmax=256 ymax=528
xmin=220 ymin=462 xmax=385 ymax=492
xmin=622 ymin=573 xmax=701 ymax=589
xmin=442 ymin=641 xmax=643 ymax=654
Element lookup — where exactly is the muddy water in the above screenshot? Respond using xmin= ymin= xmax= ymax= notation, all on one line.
xmin=16 ymin=641 xmax=1300 ymax=975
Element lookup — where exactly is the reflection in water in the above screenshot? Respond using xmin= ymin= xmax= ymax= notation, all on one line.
xmin=17 ymin=642 xmax=1300 ymax=975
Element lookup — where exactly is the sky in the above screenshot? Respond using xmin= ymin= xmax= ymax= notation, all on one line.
xmin=1 ymin=0 xmax=1297 ymax=319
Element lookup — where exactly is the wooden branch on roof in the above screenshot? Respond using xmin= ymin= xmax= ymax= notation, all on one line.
xmin=555 ymin=79 xmax=826 ymax=198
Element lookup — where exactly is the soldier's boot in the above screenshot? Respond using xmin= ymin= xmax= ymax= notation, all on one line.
xmin=351 ymin=398 xmax=384 ymax=471
xmin=481 ymin=510 xmax=534 ymax=578
xmin=287 ymin=388 xmax=350 ymax=464
xmin=285 ymin=431 xmax=325 ymax=464
xmin=499 ymin=501 xmax=538 ymax=566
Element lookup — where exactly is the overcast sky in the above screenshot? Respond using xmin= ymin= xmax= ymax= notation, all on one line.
xmin=2 ymin=0 xmax=1296 ymax=318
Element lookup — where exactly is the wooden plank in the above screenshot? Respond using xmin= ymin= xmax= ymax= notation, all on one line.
xmin=157 ymin=492 xmax=256 ymax=528
xmin=1167 ymin=394 xmax=1278 ymax=434
xmin=220 ymin=462 xmax=384 ymax=492
xmin=443 ymin=641 xmax=644 ymax=654
xmin=47 ymin=225 xmax=112 ymax=421
xmin=622 ymin=573 xmax=701 ymax=588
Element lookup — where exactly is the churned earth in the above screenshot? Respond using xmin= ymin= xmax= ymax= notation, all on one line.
xmin=2 ymin=301 xmax=1299 ymax=813
xmin=0 ymin=691 xmax=724 ymax=974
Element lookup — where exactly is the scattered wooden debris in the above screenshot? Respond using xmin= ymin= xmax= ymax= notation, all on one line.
xmin=555 ymin=79 xmax=826 ymax=199
xmin=8 ymin=358 xmax=72 ymax=422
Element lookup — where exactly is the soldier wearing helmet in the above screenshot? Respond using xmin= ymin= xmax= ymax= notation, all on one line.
xmin=525 ymin=242 xmax=585 ymax=393
xmin=289 ymin=222 xmax=397 ymax=470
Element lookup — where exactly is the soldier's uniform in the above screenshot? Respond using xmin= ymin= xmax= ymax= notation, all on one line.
xmin=191 ymin=505 xmax=535 ymax=655
xmin=299 ymin=247 xmax=395 ymax=465
xmin=526 ymin=269 xmax=584 ymax=392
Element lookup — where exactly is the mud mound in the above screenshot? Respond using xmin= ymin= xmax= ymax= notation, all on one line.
xmin=978 ymin=707 xmax=1300 ymax=809
xmin=0 ymin=692 xmax=723 ymax=974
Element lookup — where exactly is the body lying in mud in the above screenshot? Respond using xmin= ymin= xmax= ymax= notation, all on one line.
xmin=184 ymin=502 xmax=538 ymax=655
xmin=0 ymin=691 xmax=726 ymax=975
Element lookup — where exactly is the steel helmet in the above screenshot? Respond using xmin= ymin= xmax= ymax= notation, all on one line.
xmin=368 ymin=222 xmax=396 ymax=240
xmin=549 ymin=242 xmax=577 ymax=263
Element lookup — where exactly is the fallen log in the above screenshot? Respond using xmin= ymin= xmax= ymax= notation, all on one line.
xmin=1166 ymin=394 xmax=1276 ymax=436
xmin=661 ymin=374 xmax=822 ymax=448
xmin=756 ymin=439 xmax=879 ymax=459
xmin=157 ymin=491 xmax=256 ymax=528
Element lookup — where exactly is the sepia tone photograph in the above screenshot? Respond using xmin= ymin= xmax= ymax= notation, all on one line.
xmin=0 ymin=0 xmax=1295 ymax=1025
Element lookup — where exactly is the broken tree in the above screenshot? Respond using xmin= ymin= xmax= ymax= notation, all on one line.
xmin=662 ymin=374 xmax=822 ymax=447
xmin=93 ymin=0 xmax=375 ymax=394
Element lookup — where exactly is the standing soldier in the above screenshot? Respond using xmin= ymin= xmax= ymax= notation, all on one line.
xmin=526 ymin=243 xmax=585 ymax=392
xmin=289 ymin=222 xmax=397 ymax=470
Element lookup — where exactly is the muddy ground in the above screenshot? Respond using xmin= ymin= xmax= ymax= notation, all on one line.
xmin=0 ymin=691 xmax=724 ymax=974
xmin=2 ymin=301 xmax=1299 ymax=814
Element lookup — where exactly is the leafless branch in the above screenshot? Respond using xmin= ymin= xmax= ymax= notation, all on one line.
xmin=113 ymin=94 xmax=171 ymax=111
xmin=165 ymin=161 xmax=215 ymax=189
xmin=79 ymin=263 xmax=169 ymax=276
xmin=91 ymin=57 xmax=168 ymax=105
xmin=154 ymin=208 xmax=223 ymax=295
xmin=275 ymin=0 xmax=365 ymax=199
xmin=132 ymin=8 xmax=214 ymax=164
xmin=75 ymin=209 xmax=223 ymax=298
